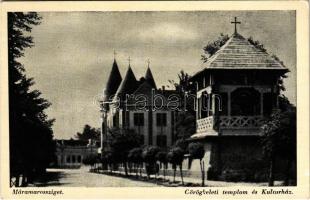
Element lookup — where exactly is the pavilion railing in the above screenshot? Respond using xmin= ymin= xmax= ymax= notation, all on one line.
xmin=219 ymin=115 xmax=265 ymax=129
xmin=196 ymin=115 xmax=265 ymax=133
xmin=197 ymin=116 xmax=214 ymax=133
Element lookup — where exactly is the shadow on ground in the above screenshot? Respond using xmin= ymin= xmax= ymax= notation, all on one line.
xmin=31 ymin=171 xmax=69 ymax=187
xmin=93 ymin=171 xmax=201 ymax=187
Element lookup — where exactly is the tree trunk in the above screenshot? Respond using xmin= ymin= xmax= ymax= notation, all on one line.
xmin=15 ymin=174 xmax=20 ymax=187
xmin=200 ymin=160 xmax=205 ymax=186
xmin=163 ymin=164 xmax=166 ymax=180
xmin=173 ymin=167 xmax=176 ymax=183
xmin=268 ymin=157 xmax=275 ymax=186
xmin=284 ymin=158 xmax=291 ymax=186
xmin=124 ymin=162 xmax=128 ymax=176
xmin=21 ymin=174 xmax=27 ymax=187
xmin=180 ymin=164 xmax=184 ymax=185
xmin=139 ymin=163 xmax=142 ymax=177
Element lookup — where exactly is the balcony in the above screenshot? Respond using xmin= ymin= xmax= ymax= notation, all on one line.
xmin=197 ymin=116 xmax=214 ymax=133
xmin=219 ymin=116 xmax=265 ymax=129
xmin=195 ymin=115 xmax=265 ymax=137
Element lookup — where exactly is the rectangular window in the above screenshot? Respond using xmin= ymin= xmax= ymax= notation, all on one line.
xmin=77 ymin=155 xmax=81 ymax=163
xmin=66 ymin=156 xmax=70 ymax=163
xmin=156 ymin=113 xmax=167 ymax=126
xmin=72 ymin=155 xmax=76 ymax=163
xmin=134 ymin=113 xmax=144 ymax=126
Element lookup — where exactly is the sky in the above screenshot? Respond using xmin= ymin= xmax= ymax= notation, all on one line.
xmin=19 ymin=11 xmax=296 ymax=139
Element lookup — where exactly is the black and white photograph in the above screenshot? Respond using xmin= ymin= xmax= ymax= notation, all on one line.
xmin=1 ymin=2 xmax=308 ymax=198
xmin=7 ymin=10 xmax=298 ymax=188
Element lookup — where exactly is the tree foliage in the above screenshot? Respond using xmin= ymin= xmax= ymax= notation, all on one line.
xmin=174 ymin=113 xmax=196 ymax=140
xmin=169 ymin=70 xmax=196 ymax=141
xmin=142 ymin=146 xmax=160 ymax=164
xmin=169 ymin=70 xmax=195 ymax=94
xmin=167 ymin=147 xmax=185 ymax=184
xmin=106 ymin=128 xmax=143 ymax=175
xmin=8 ymin=12 xmax=55 ymax=186
xmin=167 ymin=147 xmax=185 ymax=166
xmin=107 ymin=128 xmax=143 ymax=162
xmin=128 ymin=147 xmax=143 ymax=165
xmin=188 ymin=142 xmax=205 ymax=160
xmin=201 ymin=33 xmax=229 ymax=62
xmin=189 ymin=142 xmax=206 ymax=186
xmin=261 ymin=95 xmax=296 ymax=185
xmin=75 ymin=124 xmax=100 ymax=142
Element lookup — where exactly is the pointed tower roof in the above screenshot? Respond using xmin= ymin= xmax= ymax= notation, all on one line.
xmin=114 ymin=65 xmax=139 ymax=99
xmin=145 ymin=66 xmax=157 ymax=89
xmin=104 ymin=59 xmax=122 ymax=101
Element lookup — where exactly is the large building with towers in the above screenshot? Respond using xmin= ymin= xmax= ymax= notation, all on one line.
xmin=100 ymin=58 xmax=177 ymax=151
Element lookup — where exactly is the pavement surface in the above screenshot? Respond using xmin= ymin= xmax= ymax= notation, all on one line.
xmin=30 ymin=166 xmax=283 ymax=187
xmin=31 ymin=167 xmax=160 ymax=187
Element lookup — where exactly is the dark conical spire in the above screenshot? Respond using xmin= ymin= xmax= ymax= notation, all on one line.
xmin=145 ymin=66 xmax=157 ymax=89
xmin=104 ymin=59 xmax=122 ymax=101
xmin=114 ymin=65 xmax=139 ymax=99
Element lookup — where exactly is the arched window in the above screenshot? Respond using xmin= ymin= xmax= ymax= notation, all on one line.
xmin=231 ymin=88 xmax=260 ymax=116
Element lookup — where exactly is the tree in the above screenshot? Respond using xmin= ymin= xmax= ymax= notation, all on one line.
xmin=128 ymin=147 xmax=143 ymax=177
xmin=188 ymin=142 xmax=206 ymax=186
xmin=156 ymin=151 xmax=168 ymax=180
xmin=201 ymin=33 xmax=229 ymax=62
xmin=75 ymin=124 xmax=100 ymax=143
xmin=169 ymin=70 xmax=196 ymax=141
xmin=167 ymin=147 xmax=185 ymax=185
xmin=174 ymin=113 xmax=196 ymax=140
xmin=102 ymin=150 xmax=114 ymax=173
xmin=169 ymin=70 xmax=195 ymax=94
xmin=8 ymin=12 xmax=55 ymax=187
xmin=82 ymin=154 xmax=98 ymax=171
xmin=261 ymin=95 xmax=296 ymax=186
xmin=142 ymin=146 xmax=160 ymax=179
xmin=107 ymin=128 xmax=143 ymax=176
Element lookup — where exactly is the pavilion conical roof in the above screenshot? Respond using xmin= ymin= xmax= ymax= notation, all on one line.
xmin=145 ymin=66 xmax=157 ymax=89
xmin=114 ymin=65 xmax=139 ymax=98
xmin=104 ymin=59 xmax=122 ymax=101
xmin=202 ymin=33 xmax=287 ymax=70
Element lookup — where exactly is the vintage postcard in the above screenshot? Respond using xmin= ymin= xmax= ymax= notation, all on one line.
xmin=0 ymin=1 xmax=309 ymax=199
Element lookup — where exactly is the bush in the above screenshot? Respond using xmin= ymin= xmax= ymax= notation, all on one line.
xmin=167 ymin=147 xmax=185 ymax=184
xmin=142 ymin=146 xmax=160 ymax=178
xmin=142 ymin=146 xmax=160 ymax=164
xmin=188 ymin=142 xmax=205 ymax=186
xmin=188 ymin=142 xmax=204 ymax=160
xmin=82 ymin=154 xmax=98 ymax=169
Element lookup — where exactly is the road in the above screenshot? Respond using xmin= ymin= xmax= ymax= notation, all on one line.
xmin=31 ymin=166 xmax=159 ymax=187
xmin=30 ymin=167 xmax=283 ymax=187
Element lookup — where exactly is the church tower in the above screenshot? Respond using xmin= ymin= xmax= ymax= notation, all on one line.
xmin=102 ymin=59 xmax=122 ymax=109
xmin=100 ymin=57 xmax=122 ymax=153
xmin=189 ymin=17 xmax=288 ymax=180
xmin=144 ymin=61 xmax=157 ymax=89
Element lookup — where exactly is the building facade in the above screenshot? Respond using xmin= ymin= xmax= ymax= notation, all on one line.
xmin=100 ymin=59 xmax=177 ymax=151
xmin=55 ymin=139 xmax=98 ymax=168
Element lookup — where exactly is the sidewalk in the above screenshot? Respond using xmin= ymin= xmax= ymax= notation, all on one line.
xmin=94 ymin=169 xmax=284 ymax=187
